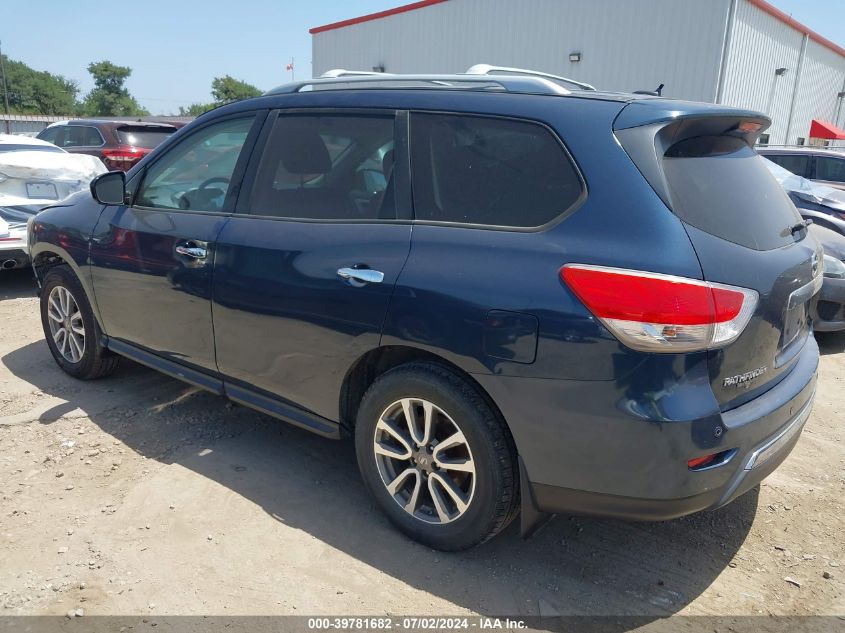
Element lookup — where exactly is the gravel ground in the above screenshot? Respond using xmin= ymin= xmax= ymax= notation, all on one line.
xmin=0 ymin=268 xmax=843 ymax=620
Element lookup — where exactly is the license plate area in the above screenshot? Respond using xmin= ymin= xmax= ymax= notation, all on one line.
xmin=26 ymin=182 xmax=58 ymax=199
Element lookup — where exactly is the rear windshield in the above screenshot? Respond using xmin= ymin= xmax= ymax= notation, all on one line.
xmin=116 ymin=126 xmax=175 ymax=149
xmin=662 ymin=136 xmax=802 ymax=250
xmin=0 ymin=144 xmax=63 ymax=153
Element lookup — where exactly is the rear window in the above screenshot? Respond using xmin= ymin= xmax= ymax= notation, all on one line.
xmin=662 ymin=136 xmax=802 ymax=250
xmin=815 ymin=156 xmax=845 ymax=183
xmin=410 ymin=113 xmax=583 ymax=228
xmin=116 ymin=126 xmax=176 ymax=149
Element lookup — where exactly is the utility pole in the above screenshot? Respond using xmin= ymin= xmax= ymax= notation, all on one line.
xmin=0 ymin=40 xmax=11 ymax=133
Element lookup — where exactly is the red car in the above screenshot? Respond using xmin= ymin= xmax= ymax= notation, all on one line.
xmin=37 ymin=119 xmax=185 ymax=172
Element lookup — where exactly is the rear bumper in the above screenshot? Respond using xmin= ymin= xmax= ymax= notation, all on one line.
xmin=476 ymin=336 xmax=818 ymax=522
xmin=530 ymin=389 xmax=813 ymax=520
xmin=812 ymin=276 xmax=845 ymax=332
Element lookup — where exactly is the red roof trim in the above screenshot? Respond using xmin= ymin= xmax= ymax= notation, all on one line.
xmin=748 ymin=0 xmax=845 ymax=59
xmin=310 ymin=0 xmax=449 ymax=35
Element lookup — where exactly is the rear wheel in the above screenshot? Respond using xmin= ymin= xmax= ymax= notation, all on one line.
xmin=40 ymin=266 xmax=119 ymax=380
xmin=355 ymin=363 xmax=519 ymax=550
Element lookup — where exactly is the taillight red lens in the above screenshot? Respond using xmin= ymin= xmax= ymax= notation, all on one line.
xmin=560 ymin=264 xmax=758 ymax=352
xmin=102 ymin=146 xmax=146 ymax=171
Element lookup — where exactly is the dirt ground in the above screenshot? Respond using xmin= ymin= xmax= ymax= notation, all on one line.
xmin=1 ymin=268 xmax=843 ymax=620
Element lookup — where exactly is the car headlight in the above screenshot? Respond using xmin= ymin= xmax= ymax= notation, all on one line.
xmin=823 ymin=254 xmax=845 ymax=279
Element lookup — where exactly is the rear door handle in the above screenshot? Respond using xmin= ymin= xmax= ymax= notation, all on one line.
xmin=337 ymin=267 xmax=384 ymax=285
xmin=175 ymin=240 xmax=208 ymax=260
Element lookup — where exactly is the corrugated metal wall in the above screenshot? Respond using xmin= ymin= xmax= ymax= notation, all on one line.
xmin=312 ymin=0 xmax=731 ymax=102
xmin=720 ymin=0 xmax=845 ymax=145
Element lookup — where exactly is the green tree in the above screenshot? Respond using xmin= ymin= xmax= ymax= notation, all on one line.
xmin=210 ymin=75 xmax=261 ymax=104
xmin=178 ymin=102 xmax=215 ymax=117
xmin=0 ymin=55 xmax=78 ymax=115
xmin=177 ymin=76 xmax=261 ymax=117
xmin=81 ymin=60 xmax=148 ymax=117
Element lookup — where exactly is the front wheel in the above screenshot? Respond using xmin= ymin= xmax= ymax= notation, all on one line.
xmin=40 ymin=266 xmax=119 ymax=380
xmin=355 ymin=363 xmax=519 ymax=550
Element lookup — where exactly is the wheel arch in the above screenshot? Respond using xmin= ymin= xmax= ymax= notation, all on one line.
xmin=339 ymin=345 xmax=510 ymax=436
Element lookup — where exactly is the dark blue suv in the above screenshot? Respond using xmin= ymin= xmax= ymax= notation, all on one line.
xmin=29 ymin=69 xmax=821 ymax=551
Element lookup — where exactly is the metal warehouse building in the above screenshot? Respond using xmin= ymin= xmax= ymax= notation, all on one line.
xmin=310 ymin=0 xmax=845 ymax=146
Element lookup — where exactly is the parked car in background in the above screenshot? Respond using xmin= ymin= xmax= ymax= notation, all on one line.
xmin=808 ymin=224 xmax=845 ymax=332
xmin=1 ymin=147 xmax=106 ymax=271
xmin=758 ymin=146 xmax=845 ymax=192
xmin=37 ymin=120 xmax=182 ymax=172
xmin=762 ymin=157 xmax=845 ymax=236
xmin=29 ymin=69 xmax=821 ymax=550
xmin=0 ymin=134 xmax=64 ymax=154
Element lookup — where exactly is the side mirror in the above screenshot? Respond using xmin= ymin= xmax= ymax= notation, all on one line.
xmin=90 ymin=171 xmax=126 ymax=205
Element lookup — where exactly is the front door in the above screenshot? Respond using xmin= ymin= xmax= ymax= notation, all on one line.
xmin=212 ymin=111 xmax=412 ymax=421
xmin=90 ymin=114 xmax=261 ymax=372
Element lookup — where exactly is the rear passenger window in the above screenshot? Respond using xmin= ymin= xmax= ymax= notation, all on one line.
xmin=766 ymin=154 xmax=809 ymax=178
xmin=249 ymin=114 xmax=396 ymax=221
xmin=410 ymin=113 xmax=582 ymax=228
xmin=816 ymin=157 xmax=845 ymax=183
xmin=63 ymin=126 xmax=103 ymax=147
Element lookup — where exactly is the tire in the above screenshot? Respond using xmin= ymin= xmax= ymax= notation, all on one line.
xmin=40 ymin=265 xmax=119 ymax=380
xmin=355 ymin=362 xmax=519 ymax=550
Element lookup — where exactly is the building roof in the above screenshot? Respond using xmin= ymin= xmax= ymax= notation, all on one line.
xmin=310 ymin=0 xmax=845 ymax=61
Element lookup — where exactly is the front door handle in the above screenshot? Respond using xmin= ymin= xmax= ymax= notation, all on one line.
xmin=337 ymin=267 xmax=385 ymax=285
xmin=175 ymin=240 xmax=208 ymax=260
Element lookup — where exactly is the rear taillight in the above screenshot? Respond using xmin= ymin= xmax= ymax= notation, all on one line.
xmin=560 ymin=264 xmax=758 ymax=352
xmin=102 ymin=146 xmax=146 ymax=171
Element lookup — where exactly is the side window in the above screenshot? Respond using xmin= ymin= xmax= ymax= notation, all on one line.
xmin=249 ymin=114 xmax=396 ymax=220
xmin=63 ymin=126 xmax=102 ymax=147
xmin=410 ymin=113 xmax=582 ymax=228
xmin=135 ymin=116 xmax=254 ymax=213
xmin=815 ymin=157 xmax=845 ymax=183
xmin=38 ymin=127 xmax=60 ymax=144
xmin=766 ymin=154 xmax=809 ymax=177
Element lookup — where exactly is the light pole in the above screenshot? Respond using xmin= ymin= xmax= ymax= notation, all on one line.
xmin=0 ymin=40 xmax=11 ymax=133
xmin=765 ymin=67 xmax=788 ymax=118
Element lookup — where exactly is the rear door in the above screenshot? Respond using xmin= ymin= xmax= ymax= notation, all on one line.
xmin=212 ymin=110 xmax=412 ymax=422
xmin=90 ymin=113 xmax=262 ymax=373
xmin=618 ymin=116 xmax=822 ymax=409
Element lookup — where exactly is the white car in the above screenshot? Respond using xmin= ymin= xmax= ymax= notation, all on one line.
xmin=0 ymin=134 xmax=106 ymax=270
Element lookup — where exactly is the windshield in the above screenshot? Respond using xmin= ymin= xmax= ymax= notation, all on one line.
xmin=0 ymin=144 xmax=64 ymax=153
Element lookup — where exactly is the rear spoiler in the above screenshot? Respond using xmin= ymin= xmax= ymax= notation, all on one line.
xmin=613 ymin=104 xmax=770 ymax=209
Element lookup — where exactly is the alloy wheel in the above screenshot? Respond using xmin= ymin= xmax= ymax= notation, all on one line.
xmin=373 ymin=397 xmax=476 ymax=524
xmin=46 ymin=285 xmax=85 ymax=363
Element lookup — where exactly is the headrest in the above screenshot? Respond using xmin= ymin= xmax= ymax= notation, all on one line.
xmin=277 ymin=126 xmax=332 ymax=175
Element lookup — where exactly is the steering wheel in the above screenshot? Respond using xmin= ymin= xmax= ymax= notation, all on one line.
xmin=198 ymin=176 xmax=230 ymax=190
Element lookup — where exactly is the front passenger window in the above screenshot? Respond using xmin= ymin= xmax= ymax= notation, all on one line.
xmin=135 ymin=116 xmax=254 ymax=212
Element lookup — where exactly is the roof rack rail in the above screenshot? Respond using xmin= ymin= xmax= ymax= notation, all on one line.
xmin=265 ymin=71 xmax=574 ymax=97
xmin=465 ymin=64 xmax=596 ymax=91
xmin=320 ymin=69 xmax=394 ymax=78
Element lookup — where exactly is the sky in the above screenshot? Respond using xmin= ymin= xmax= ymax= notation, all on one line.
xmin=3 ymin=0 xmax=845 ymax=115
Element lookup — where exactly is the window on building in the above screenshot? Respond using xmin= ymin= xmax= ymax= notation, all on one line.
xmin=815 ymin=156 xmax=845 ymax=183
xmin=796 ymin=137 xmax=805 ymax=146
xmin=409 ymin=113 xmax=582 ymax=228
xmin=249 ymin=114 xmax=396 ymax=221
xmin=758 ymin=134 xmax=770 ymax=145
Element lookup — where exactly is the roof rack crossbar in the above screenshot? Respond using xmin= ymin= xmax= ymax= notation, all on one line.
xmin=265 ymin=73 xmax=573 ymax=96
xmin=465 ymin=64 xmax=596 ymax=91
